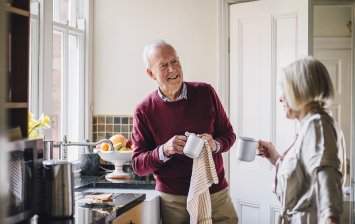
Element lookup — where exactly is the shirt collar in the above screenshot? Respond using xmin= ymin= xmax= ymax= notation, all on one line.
xmin=158 ymin=82 xmax=187 ymax=102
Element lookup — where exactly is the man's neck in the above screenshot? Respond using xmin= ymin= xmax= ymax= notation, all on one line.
xmin=161 ymin=84 xmax=183 ymax=101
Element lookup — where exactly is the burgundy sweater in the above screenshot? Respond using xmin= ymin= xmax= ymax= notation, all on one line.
xmin=131 ymin=82 xmax=236 ymax=195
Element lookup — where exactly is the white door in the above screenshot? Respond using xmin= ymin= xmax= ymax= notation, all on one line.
xmin=314 ymin=38 xmax=352 ymax=223
xmin=314 ymin=38 xmax=352 ymax=169
xmin=229 ymin=0 xmax=309 ymax=223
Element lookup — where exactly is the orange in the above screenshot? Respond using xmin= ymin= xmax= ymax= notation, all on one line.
xmin=101 ymin=142 xmax=109 ymax=151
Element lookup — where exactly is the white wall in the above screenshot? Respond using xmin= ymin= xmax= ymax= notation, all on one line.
xmin=314 ymin=6 xmax=351 ymax=37
xmin=93 ymin=0 xmax=218 ymax=115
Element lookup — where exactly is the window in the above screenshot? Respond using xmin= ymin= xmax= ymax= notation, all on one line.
xmin=29 ymin=1 xmax=40 ymax=117
xmin=30 ymin=0 xmax=88 ymax=162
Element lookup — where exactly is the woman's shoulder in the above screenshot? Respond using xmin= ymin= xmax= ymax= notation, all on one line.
xmin=298 ymin=112 xmax=338 ymax=151
xmin=301 ymin=112 xmax=336 ymax=131
xmin=299 ymin=112 xmax=342 ymax=172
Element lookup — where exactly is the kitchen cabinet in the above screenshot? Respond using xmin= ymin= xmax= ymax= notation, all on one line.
xmin=111 ymin=203 xmax=142 ymax=224
xmin=4 ymin=0 xmax=30 ymax=138
xmin=82 ymin=188 xmax=161 ymax=224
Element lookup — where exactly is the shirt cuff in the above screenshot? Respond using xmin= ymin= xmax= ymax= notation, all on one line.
xmin=213 ymin=140 xmax=221 ymax=153
xmin=158 ymin=145 xmax=171 ymax=162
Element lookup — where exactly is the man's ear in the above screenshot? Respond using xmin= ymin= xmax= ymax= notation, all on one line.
xmin=147 ymin=69 xmax=156 ymax=80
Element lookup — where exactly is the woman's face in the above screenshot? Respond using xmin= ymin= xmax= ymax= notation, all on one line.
xmin=279 ymin=94 xmax=300 ymax=120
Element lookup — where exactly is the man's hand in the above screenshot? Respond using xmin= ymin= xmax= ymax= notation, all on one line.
xmin=198 ymin=133 xmax=217 ymax=152
xmin=163 ymin=135 xmax=187 ymax=156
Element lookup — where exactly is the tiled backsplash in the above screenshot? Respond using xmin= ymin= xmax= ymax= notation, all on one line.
xmin=92 ymin=115 xmax=133 ymax=141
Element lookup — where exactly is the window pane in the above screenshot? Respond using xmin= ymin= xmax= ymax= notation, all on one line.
xmin=53 ymin=0 xmax=69 ymax=24
xmin=52 ymin=30 xmax=63 ymax=141
xmin=67 ymin=34 xmax=80 ymax=161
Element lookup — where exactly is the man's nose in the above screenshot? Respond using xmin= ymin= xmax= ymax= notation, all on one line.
xmin=168 ymin=63 xmax=175 ymax=72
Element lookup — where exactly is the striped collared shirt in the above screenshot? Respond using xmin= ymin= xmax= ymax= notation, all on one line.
xmin=157 ymin=82 xmax=187 ymax=102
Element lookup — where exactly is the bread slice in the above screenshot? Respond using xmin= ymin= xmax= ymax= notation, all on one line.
xmin=85 ymin=193 xmax=113 ymax=203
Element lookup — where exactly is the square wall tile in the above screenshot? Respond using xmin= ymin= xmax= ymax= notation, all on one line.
xmin=92 ymin=114 xmax=134 ymax=142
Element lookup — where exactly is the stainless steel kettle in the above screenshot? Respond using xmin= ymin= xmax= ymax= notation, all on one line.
xmin=43 ymin=160 xmax=74 ymax=218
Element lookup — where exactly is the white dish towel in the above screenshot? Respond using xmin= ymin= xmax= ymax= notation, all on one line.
xmin=187 ymin=139 xmax=219 ymax=224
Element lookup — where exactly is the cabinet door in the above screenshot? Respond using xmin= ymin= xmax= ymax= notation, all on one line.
xmin=111 ymin=204 xmax=142 ymax=224
xmin=5 ymin=0 xmax=30 ymax=138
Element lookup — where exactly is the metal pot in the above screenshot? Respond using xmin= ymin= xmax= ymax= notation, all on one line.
xmin=43 ymin=160 xmax=74 ymax=218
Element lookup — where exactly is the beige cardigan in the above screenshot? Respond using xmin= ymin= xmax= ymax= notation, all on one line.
xmin=275 ymin=112 xmax=345 ymax=224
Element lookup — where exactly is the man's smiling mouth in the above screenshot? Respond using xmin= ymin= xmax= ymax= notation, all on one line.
xmin=168 ymin=75 xmax=179 ymax=80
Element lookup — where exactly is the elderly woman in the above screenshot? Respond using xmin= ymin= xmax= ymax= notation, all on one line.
xmin=258 ymin=56 xmax=346 ymax=224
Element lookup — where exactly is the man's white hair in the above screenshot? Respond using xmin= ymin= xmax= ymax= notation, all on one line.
xmin=142 ymin=39 xmax=176 ymax=69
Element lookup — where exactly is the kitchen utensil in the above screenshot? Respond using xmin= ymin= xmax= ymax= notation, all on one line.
xmin=43 ymin=160 xmax=74 ymax=218
xmin=79 ymin=152 xmax=100 ymax=176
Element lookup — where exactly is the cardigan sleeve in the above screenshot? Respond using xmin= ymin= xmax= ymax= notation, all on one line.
xmin=300 ymin=115 xmax=344 ymax=222
xmin=316 ymin=167 xmax=343 ymax=223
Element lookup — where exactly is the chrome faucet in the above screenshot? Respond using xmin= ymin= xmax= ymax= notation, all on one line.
xmin=44 ymin=135 xmax=114 ymax=160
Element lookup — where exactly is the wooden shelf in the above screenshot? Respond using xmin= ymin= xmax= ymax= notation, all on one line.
xmin=5 ymin=5 xmax=30 ymax=17
xmin=4 ymin=0 xmax=30 ymax=138
xmin=3 ymin=102 xmax=28 ymax=109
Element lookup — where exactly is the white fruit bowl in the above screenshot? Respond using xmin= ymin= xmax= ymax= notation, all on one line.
xmin=96 ymin=149 xmax=132 ymax=180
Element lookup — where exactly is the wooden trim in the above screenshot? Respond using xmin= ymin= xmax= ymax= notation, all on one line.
xmin=3 ymin=102 xmax=28 ymax=109
xmin=312 ymin=0 xmax=355 ymax=6
xmin=6 ymin=6 xmax=30 ymax=17
xmin=314 ymin=37 xmax=351 ymax=49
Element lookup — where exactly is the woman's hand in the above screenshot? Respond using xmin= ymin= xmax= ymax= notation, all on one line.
xmin=325 ymin=217 xmax=339 ymax=224
xmin=163 ymin=135 xmax=187 ymax=156
xmin=258 ymin=140 xmax=280 ymax=165
xmin=198 ymin=133 xmax=217 ymax=152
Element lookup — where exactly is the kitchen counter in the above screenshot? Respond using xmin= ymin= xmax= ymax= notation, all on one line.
xmin=29 ymin=175 xmax=157 ymax=224
xmin=75 ymin=175 xmax=156 ymax=190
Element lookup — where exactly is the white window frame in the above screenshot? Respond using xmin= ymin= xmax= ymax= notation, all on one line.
xmin=53 ymin=22 xmax=86 ymax=161
xmin=30 ymin=0 xmax=92 ymax=162
xmin=29 ymin=2 xmax=40 ymax=117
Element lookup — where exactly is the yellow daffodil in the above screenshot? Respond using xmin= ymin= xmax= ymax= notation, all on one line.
xmin=28 ymin=112 xmax=51 ymax=139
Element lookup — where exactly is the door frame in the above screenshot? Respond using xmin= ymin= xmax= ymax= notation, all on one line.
xmin=219 ymin=0 xmax=355 ymax=222
xmin=218 ymin=0 xmax=256 ymax=183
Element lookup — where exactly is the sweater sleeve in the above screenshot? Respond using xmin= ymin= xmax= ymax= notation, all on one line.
xmin=300 ymin=115 xmax=343 ymax=222
xmin=131 ymin=108 xmax=164 ymax=176
xmin=316 ymin=167 xmax=343 ymax=223
xmin=208 ymin=84 xmax=236 ymax=153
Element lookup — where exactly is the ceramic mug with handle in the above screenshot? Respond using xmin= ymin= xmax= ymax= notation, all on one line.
xmin=183 ymin=133 xmax=204 ymax=159
xmin=236 ymin=136 xmax=259 ymax=162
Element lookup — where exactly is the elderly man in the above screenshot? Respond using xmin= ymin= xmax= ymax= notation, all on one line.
xmin=131 ymin=39 xmax=238 ymax=224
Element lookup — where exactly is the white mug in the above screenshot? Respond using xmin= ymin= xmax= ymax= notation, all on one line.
xmin=183 ymin=134 xmax=204 ymax=159
xmin=236 ymin=136 xmax=258 ymax=162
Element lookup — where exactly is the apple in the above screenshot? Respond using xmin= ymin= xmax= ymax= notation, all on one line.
xmin=126 ymin=139 xmax=133 ymax=149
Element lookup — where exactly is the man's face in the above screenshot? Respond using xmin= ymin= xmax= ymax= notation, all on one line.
xmin=147 ymin=45 xmax=183 ymax=94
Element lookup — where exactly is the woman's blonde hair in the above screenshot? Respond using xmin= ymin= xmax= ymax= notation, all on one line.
xmin=280 ymin=56 xmax=335 ymax=111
